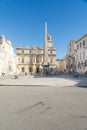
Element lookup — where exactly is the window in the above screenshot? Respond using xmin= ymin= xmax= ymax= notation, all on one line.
xmin=83 ymin=40 xmax=85 ymax=47
xmin=22 ymin=50 xmax=24 ymax=54
xmin=30 ymin=57 xmax=32 ymax=63
xmin=85 ymin=60 xmax=87 ymax=67
xmin=50 ymin=50 xmax=52 ymax=54
xmin=29 ymin=50 xmax=31 ymax=54
xmin=80 ymin=52 xmax=81 ymax=59
xmin=83 ymin=51 xmax=85 ymax=59
xmin=80 ymin=42 xmax=81 ymax=48
xmin=29 ymin=67 xmax=32 ymax=72
xmin=78 ymin=62 xmax=80 ymax=69
xmin=22 ymin=58 xmax=24 ymax=63
xmin=76 ymin=54 xmax=78 ymax=60
xmin=36 ymin=55 xmax=39 ymax=63
xmin=77 ymin=44 xmax=79 ymax=49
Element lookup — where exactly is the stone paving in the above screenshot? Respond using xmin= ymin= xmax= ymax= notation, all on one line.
xmin=0 ymin=74 xmax=87 ymax=87
xmin=0 ymin=74 xmax=87 ymax=130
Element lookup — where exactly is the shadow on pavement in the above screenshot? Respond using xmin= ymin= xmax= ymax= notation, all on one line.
xmin=34 ymin=73 xmax=87 ymax=88
xmin=74 ymin=75 xmax=87 ymax=88
xmin=0 ymin=84 xmax=51 ymax=87
xmin=0 ymin=74 xmax=87 ymax=88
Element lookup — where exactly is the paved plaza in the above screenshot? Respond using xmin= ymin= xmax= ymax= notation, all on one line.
xmin=0 ymin=74 xmax=87 ymax=130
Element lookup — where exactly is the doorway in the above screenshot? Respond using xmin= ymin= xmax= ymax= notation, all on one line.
xmin=36 ymin=67 xmax=39 ymax=73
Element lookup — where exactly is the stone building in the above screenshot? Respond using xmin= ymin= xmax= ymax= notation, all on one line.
xmin=66 ymin=34 xmax=87 ymax=74
xmin=0 ymin=35 xmax=17 ymax=76
xmin=67 ymin=40 xmax=77 ymax=72
xmin=56 ymin=58 xmax=67 ymax=72
xmin=75 ymin=34 xmax=87 ymax=73
xmin=16 ymin=45 xmax=56 ymax=75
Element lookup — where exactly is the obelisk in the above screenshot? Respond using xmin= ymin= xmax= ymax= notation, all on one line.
xmin=44 ymin=22 xmax=48 ymax=64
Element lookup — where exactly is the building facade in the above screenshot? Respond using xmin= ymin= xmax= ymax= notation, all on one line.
xmin=66 ymin=34 xmax=87 ymax=74
xmin=0 ymin=35 xmax=17 ymax=76
xmin=75 ymin=34 xmax=87 ymax=73
xmin=56 ymin=59 xmax=66 ymax=72
xmin=16 ymin=45 xmax=56 ymax=75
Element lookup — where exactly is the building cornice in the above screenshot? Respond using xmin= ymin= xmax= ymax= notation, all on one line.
xmin=75 ymin=34 xmax=87 ymax=43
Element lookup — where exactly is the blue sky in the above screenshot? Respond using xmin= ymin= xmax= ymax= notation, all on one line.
xmin=0 ymin=0 xmax=87 ymax=58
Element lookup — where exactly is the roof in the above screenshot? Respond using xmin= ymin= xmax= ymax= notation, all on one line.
xmin=56 ymin=59 xmax=63 ymax=61
xmin=76 ymin=34 xmax=87 ymax=43
xmin=70 ymin=40 xmax=78 ymax=43
xmin=16 ymin=46 xmax=44 ymax=50
xmin=69 ymin=34 xmax=87 ymax=44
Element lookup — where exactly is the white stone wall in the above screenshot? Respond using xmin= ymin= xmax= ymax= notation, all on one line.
xmin=0 ymin=36 xmax=17 ymax=76
xmin=76 ymin=36 xmax=87 ymax=73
